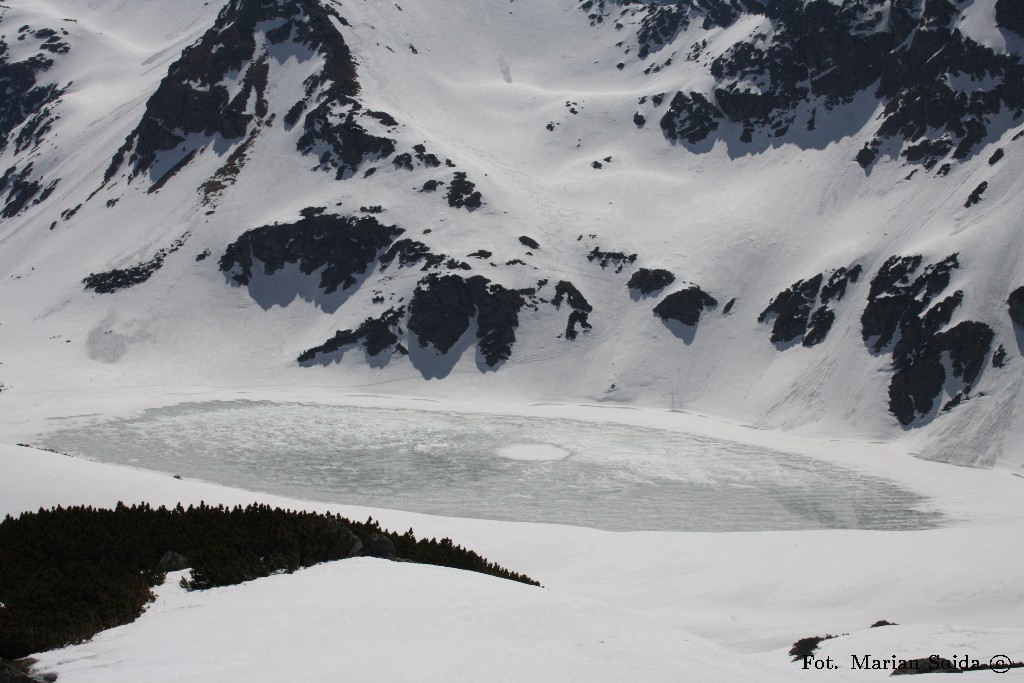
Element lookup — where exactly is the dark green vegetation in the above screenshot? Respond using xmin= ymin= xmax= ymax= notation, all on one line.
xmin=0 ymin=502 xmax=539 ymax=659
xmin=788 ymin=633 xmax=841 ymax=662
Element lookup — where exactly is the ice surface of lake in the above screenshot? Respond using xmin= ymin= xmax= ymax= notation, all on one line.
xmin=40 ymin=401 xmax=938 ymax=531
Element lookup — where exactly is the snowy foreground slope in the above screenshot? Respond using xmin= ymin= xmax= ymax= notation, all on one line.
xmin=1 ymin=0 xmax=1024 ymax=465
xmin=3 ymin=441 xmax=1024 ymax=682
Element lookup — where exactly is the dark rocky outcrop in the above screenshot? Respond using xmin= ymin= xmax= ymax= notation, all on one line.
xmin=379 ymin=239 xmax=436 ymax=270
xmin=518 ymin=235 xmax=540 ymax=249
xmin=654 ymin=286 xmax=718 ymax=326
xmin=861 ymin=254 xmax=994 ymax=425
xmin=0 ymin=163 xmax=59 ymax=218
xmin=597 ymin=0 xmax=1024 ymax=167
xmin=1009 ymin=286 xmax=1024 ymax=328
xmin=820 ymin=265 xmax=862 ymax=303
xmin=392 ymin=152 xmax=414 ymax=170
xmin=758 ymin=266 xmax=860 ymax=347
xmin=552 ymin=280 xmax=593 ymax=340
xmin=964 ymin=182 xmax=988 ymax=208
xmin=552 ymin=280 xmax=592 ymax=312
xmin=861 ymin=254 xmax=956 ymax=352
xmin=584 ymin=0 xmax=751 ymax=58
xmin=587 ymin=247 xmax=637 ymax=273
xmin=705 ymin=0 xmax=897 ymax=135
xmin=298 ymin=306 xmax=405 ymax=362
xmin=378 ymin=239 xmax=469 ymax=272
xmin=407 ymin=274 xmax=525 ymax=366
xmin=660 ymin=91 xmax=722 ymax=144
xmin=446 ymin=172 xmax=482 ymax=209
xmin=888 ymin=316 xmax=994 ymax=425
xmin=0 ymin=31 xmax=67 ymax=157
xmin=992 ymin=344 xmax=1007 ymax=368
xmin=865 ymin=3 xmax=1024 ymax=166
xmin=802 ymin=306 xmax=836 ymax=347
xmin=758 ymin=274 xmax=824 ymax=344
xmin=220 ymin=214 xmax=402 ymax=294
xmin=627 ymin=267 xmax=676 ymax=294
xmin=83 ymin=233 xmax=190 ymax=293
xmin=392 ymin=145 xmax=441 ymax=171
xmin=104 ymin=0 xmax=396 ymax=185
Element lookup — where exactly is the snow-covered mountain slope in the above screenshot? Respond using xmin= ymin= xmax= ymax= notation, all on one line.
xmin=1 ymin=0 xmax=1023 ymax=466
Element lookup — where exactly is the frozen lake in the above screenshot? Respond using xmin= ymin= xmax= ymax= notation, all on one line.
xmin=40 ymin=401 xmax=939 ymax=531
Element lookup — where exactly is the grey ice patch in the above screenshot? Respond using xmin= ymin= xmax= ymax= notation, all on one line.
xmin=498 ymin=56 xmax=511 ymax=83
xmin=86 ymin=313 xmax=148 ymax=363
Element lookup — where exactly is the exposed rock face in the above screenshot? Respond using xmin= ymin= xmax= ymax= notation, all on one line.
xmin=654 ymin=285 xmax=718 ymax=326
xmin=298 ymin=306 xmax=405 ymax=362
xmin=552 ymin=280 xmax=593 ymax=340
xmin=759 ymin=266 xmax=861 ymax=347
xmin=105 ymin=0 xmax=396 ymax=185
xmin=0 ymin=28 xmax=69 ymax=217
xmin=582 ymin=0 xmax=753 ymax=58
xmin=802 ymin=307 xmax=836 ymax=347
xmin=379 ymin=239 xmax=437 ymax=270
xmin=0 ymin=163 xmax=58 ymax=218
xmin=862 ymin=254 xmax=954 ymax=352
xmin=587 ymin=247 xmax=637 ymax=273
xmin=220 ymin=214 xmax=403 ymax=294
xmin=660 ymin=92 xmax=721 ymax=144
xmin=446 ymin=172 xmax=482 ymax=209
xmin=603 ymin=0 xmax=1024 ymax=167
xmin=992 ymin=344 xmax=1008 ymax=368
xmin=861 ymin=254 xmax=994 ymax=425
xmin=627 ymin=267 xmax=676 ymax=294
xmin=759 ymin=274 xmax=824 ymax=344
xmin=393 ymin=145 xmax=442 ymax=170
xmin=0 ymin=31 xmax=67 ymax=155
xmin=378 ymin=239 xmax=469 ymax=272
xmin=820 ymin=265 xmax=863 ymax=303
xmin=83 ymin=233 xmax=190 ymax=293
xmin=407 ymin=274 xmax=525 ymax=366
xmin=1009 ymin=286 xmax=1024 ymax=328
xmin=964 ymin=182 xmax=988 ymax=208
xmin=854 ymin=1 xmax=1024 ymax=167
xmin=518 ymin=235 xmax=540 ymax=249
